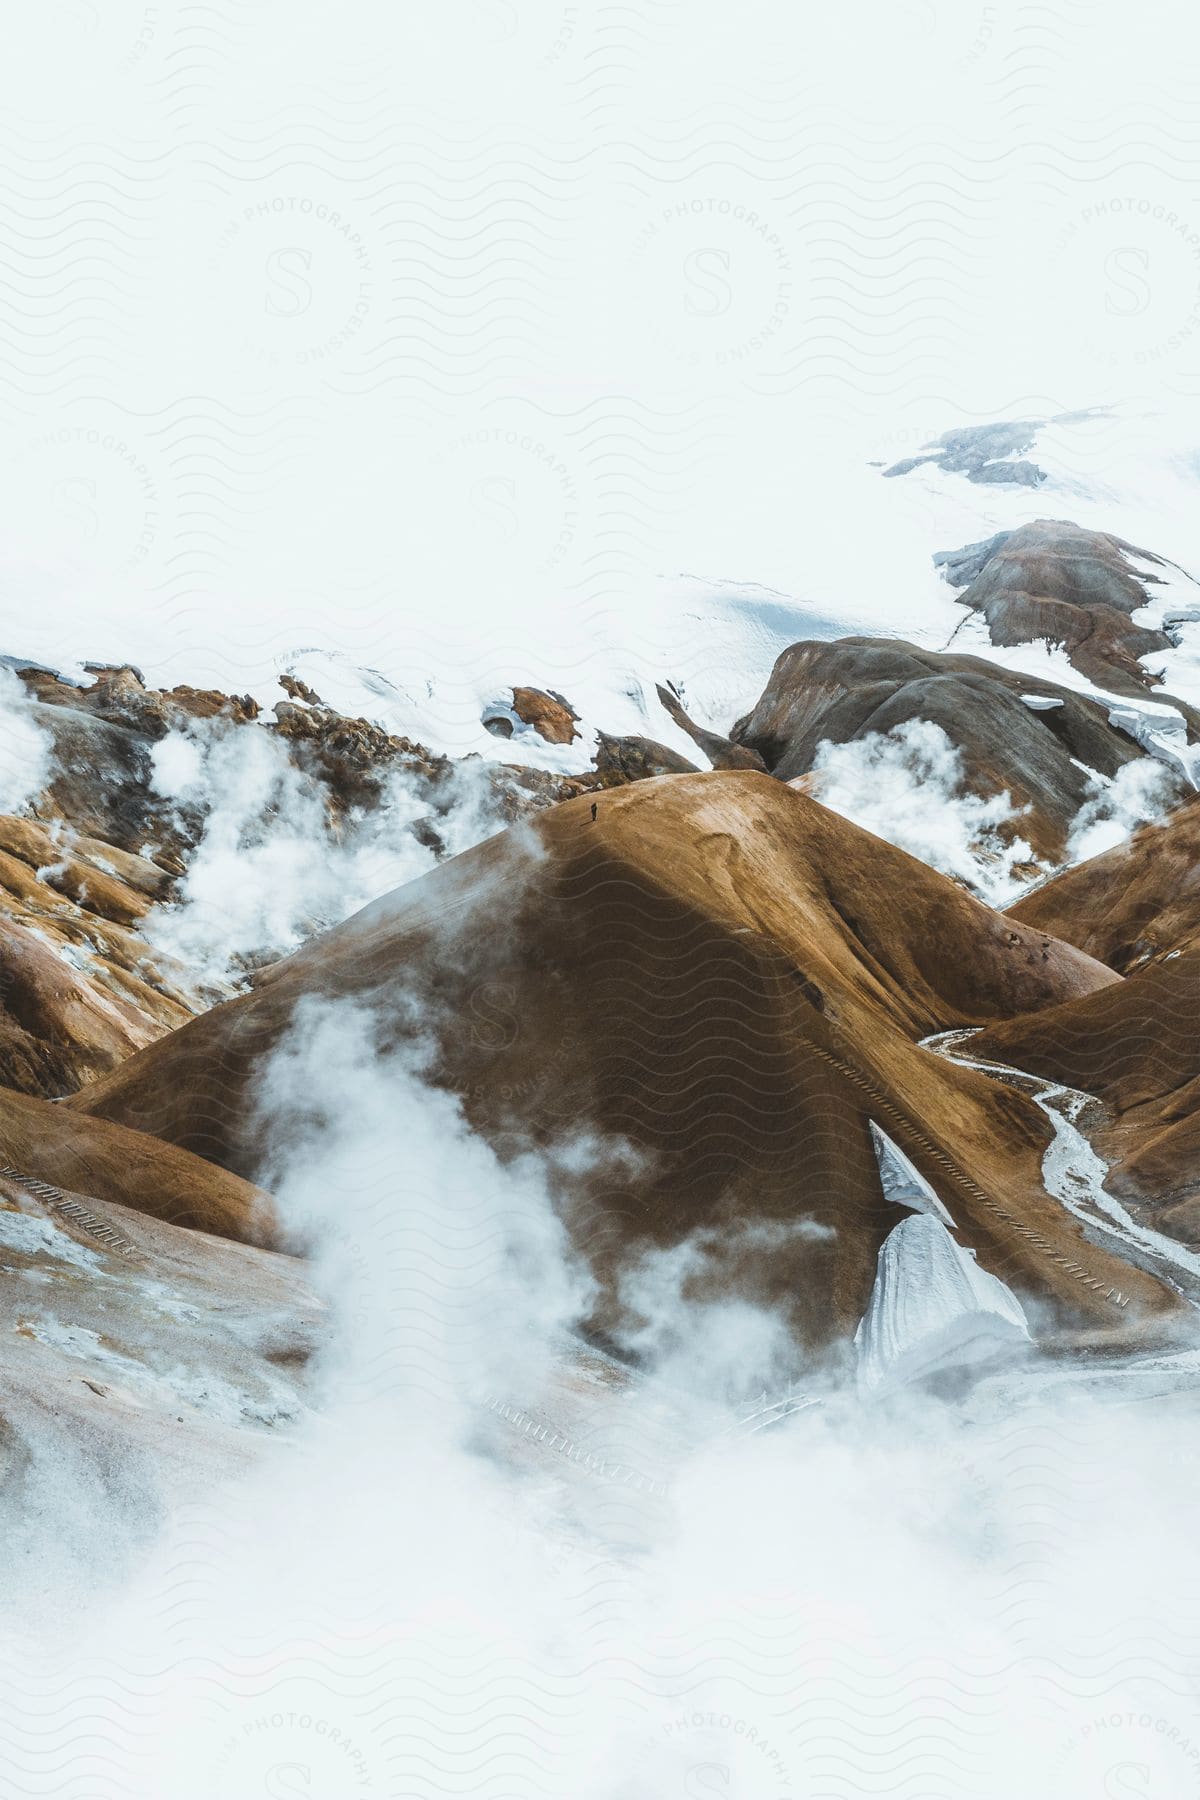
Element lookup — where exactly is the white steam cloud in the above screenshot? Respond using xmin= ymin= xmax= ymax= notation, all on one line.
xmin=0 ymin=664 xmax=52 ymax=818
xmin=144 ymin=721 xmax=505 ymax=990
xmin=1067 ymin=755 xmax=1181 ymax=864
xmin=613 ymin=1216 xmax=833 ymax=1408
xmin=3 ymin=984 xmax=1200 ymax=1797
xmin=809 ymin=718 xmax=1040 ymax=905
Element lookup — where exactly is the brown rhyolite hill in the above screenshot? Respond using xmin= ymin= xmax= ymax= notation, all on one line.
xmin=1010 ymin=792 xmax=1200 ymax=972
xmin=937 ymin=518 xmax=1200 ymax=707
xmin=69 ymin=771 xmax=1183 ymax=1348
xmin=0 ymin=814 xmax=196 ymax=1095
xmin=0 ymin=1084 xmax=275 ymax=1241
xmin=729 ymin=636 xmax=1176 ymax=863
xmin=975 ymin=950 xmax=1200 ymax=1243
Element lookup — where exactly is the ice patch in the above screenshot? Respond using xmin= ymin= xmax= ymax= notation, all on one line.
xmin=0 ymin=1209 xmax=103 ymax=1272
xmin=1105 ymin=702 xmax=1200 ymax=788
xmin=855 ymin=1213 xmax=1031 ymax=1393
xmin=870 ymin=1123 xmax=956 ymax=1226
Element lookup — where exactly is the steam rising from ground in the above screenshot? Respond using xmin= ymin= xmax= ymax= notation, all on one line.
xmin=810 ymin=721 xmax=1183 ymax=898
xmin=1067 ymin=755 xmax=1180 ymax=862
xmin=144 ymin=722 xmax=505 ymax=989
xmin=613 ymin=1215 xmax=833 ymax=1405
xmin=810 ymin=719 xmax=1040 ymax=903
xmin=3 ymin=990 xmax=1199 ymax=1796
xmin=0 ymin=664 xmax=51 ymax=817
xmin=0 ymin=694 xmax=1198 ymax=1794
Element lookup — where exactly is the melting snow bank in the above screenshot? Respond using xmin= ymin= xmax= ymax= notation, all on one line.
xmin=1105 ymin=698 xmax=1200 ymax=789
xmin=857 ymin=1129 xmax=1030 ymax=1392
xmin=924 ymin=1030 xmax=1200 ymax=1302
xmin=870 ymin=1121 xmax=956 ymax=1225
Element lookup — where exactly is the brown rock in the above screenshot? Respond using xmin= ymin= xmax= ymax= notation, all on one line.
xmin=592 ymin=732 xmax=699 ymax=786
xmin=1009 ymin=792 xmax=1200 ymax=972
xmin=510 ymin=686 xmax=579 ymax=745
xmin=164 ymin=684 xmax=260 ymax=725
xmin=943 ymin=519 xmax=1200 ymax=706
xmin=0 ymin=913 xmax=180 ymax=1096
xmin=279 ymin=673 xmax=325 ymax=706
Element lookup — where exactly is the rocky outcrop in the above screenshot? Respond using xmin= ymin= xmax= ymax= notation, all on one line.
xmin=21 ymin=661 xmax=261 ymax=737
xmin=511 ymin=686 xmax=579 ymax=744
xmin=16 ymin=659 xmax=593 ymax=856
xmin=654 ymin=683 xmax=768 ymax=772
xmin=1009 ymin=793 xmax=1200 ymax=972
xmin=729 ymin=637 xmax=1159 ymax=862
xmin=481 ymin=686 xmax=580 ymax=746
xmin=937 ymin=519 xmax=1200 ymax=702
xmin=592 ymin=732 xmax=699 ymax=785
xmin=884 ymin=418 xmax=1051 ymax=488
xmin=68 ymin=772 xmax=1179 ymax=1350
xmin=0 ymin=815 xmax=194 ymax=1096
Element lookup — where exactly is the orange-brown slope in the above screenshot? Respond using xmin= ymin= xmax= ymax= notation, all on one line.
xmin=1009 ymin=793 xmax=1200 ymax=972
xmin=0 ymin=812 xmax=196 ymax=1097
xmin=0 ymin=1086 xmax=275 ymax=1243
xmin=69 ymin=772 xmax=1177 ymax=1344
xmin=975 ymin=950 xmax=1200 ymax=1240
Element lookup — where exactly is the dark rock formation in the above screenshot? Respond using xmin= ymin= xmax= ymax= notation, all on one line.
xmin=592 ymin=732 xmax=699 ymax=786
xmin=729 ymin=636 xmax=1161 ymax=862
xmin=884 ymin=419 xmax=1050 ymax=487
xmin=655 ymin=683 xmax=768 ymax=772
xmin=937 ymin=518 xmax=1200 ymax=702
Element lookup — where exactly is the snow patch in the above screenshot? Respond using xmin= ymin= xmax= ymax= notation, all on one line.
xmin=870 ymin=1123 xmax=955 ymax=1226
xmin=0 ymin=1209 xmax=103 ymax=1272
xmin=855 ymin=1213 xmax=1031 ymax=1393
